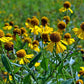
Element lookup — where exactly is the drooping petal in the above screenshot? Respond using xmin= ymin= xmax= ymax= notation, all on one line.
xmin=24 ymin=58 xmax=30 ymax=63
xmin=19 ymin=58 xmax=24 ymax=64
xmin=45 ymin=42 xmax=54 ymax=53
xmin=56 ymin=42 xmax=66 ymax=53
xmin=25 ymin=54 xmax=34 ymax=58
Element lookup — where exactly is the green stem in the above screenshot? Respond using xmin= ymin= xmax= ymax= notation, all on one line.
xmin=44 ymin=38 xmax=80 ymax=82
xmin=26 ymin=65 xmax=38 ymax=84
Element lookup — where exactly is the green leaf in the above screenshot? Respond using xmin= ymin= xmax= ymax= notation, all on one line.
xmin=41 ymin=57 xmax=48 ymax=71
xmin=58 ymin=62 xmax=63 ymax=73
xmin=1 ymin=54 xmax=13 ymax=73
xmin=13 ymin=67 xmax=21 ymax=74
xmin=28 ymin=52 xmax=42 ymax=68
xmin=23 ymin=74 xmax=31 ymax=84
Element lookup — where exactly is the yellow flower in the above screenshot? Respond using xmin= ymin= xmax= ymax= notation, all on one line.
xmin=31 ymin=17 xmax=39 ymax=26
xmin=0 ymin=30 xmax=4 ymax=38
xmin=23 ymin=37 xmax=32 ymax=43
xmin=59 ymin=7 xmax=73 ymax=13
xmin=63 ymin=1 xmax=71 ymax=8
xmin=16 ymin=49 xmax=34 ymax=64
xmin=20 ymin=27 xmax=27 ymax=34
xmin=80 ymin=67 xmax=84 ymax=71
xmin=59 ymin=1 xmax=73 ymax=13
xmin=34 ymin=62 xmax=40 ymax=67
xmin=30 ymin=26 xmax=42 ymax=35
xmin=28 ymin=40 xmax=40 ymax=52
xmin=41 ymin=32 xmax=50 ymax=42
xmin=0 ymin=37 xmax=13 ymax=43
xmin=76 ymin=79 xmax=83 ymax=84
xmin=3 ymin=72 xmax=12 ymax=83
xmin=72 ymin=22 xmax=84 ymax=40
xmin=62 ymin=33 xmax=75 ymax=45
xmin=6 ymin=33 xmax=12 ymax=37
xmin=13 ymin=28 xmax=21 ymax=35
xmin=3 ymin=26 xmax=12 ymax=30
xmin=45 ymin=32 xmax=67 ymax=53
xmin=40 ymin=25 xmax=53 ymax=34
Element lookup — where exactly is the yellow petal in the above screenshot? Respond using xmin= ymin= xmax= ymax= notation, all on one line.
xmin=45 ymin=42 xmax=54 ymax=53
xmin=25 ymin=54 xmax=34 ymax=58
xmin=19 ymin=58 xmax=24 ymax=64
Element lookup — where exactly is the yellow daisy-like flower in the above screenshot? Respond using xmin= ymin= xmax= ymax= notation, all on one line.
xmin=78 ymin=67 xmax=84 ymax=77
xmin=28 ymin=40 xmax=40 ymax=52
xmin=59 ymin=1 xmax=73 ymax=13
xmin=2 ymin=72 xmax=12 ymax=83
xmin=20 ymin=27 xmax=27 ymax=34
xmin=34 ymin=62 xmax=40 ymax=67
xmin=0 ymin=29 xmax=4 ymax=38
xmin=3 ymin=25 xmax=12 ymax=30
xmin=73 ymin=22 xmax=84 ymax=40
xmin=16 ymin=49 xmax=34 ymax=64
xmin=41 ymin=32 xmax=50 ymax=42
xmin=76 ymin=79 xmax=83 ymax=84
xmin=62 ymin=33 xmax=75 ymax=45
xmin=45 ymin=32 xmax=67 ymax=54
xmin=59 ymin=7 xmax=73 ymax=13
xmin=30 ymin=26 xmax=42 ymax=35
xmin=40 ymin=25 xmax=53 ymax=34
xmin=0 ymin=37 xmax=13 ymax=43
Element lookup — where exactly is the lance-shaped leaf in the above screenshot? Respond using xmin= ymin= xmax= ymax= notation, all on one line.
xmin=23 ymin=74 xmax=31 ymax=84
xmin=28 ymin=52 xmax=42 ymax=68
xmin=41 ymin=57 xmax=48 ymax=71
xmin=1 ymin=54 xmax=13 ymax=73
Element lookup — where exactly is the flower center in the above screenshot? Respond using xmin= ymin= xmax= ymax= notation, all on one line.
xmin=63 ymin=1 xmax=71 ymax=8
xmin=80 ymin=22 xmax=84 ymax=31
xmin=16 ymin=49 xmax=26 ymax=58
xmin=50 ymin=32 xmax=61 ymax=42
xmin=57 ymin=21 xmax=66 ymax=30
xmin=64 ymin=33 xmax=71 ymax=39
